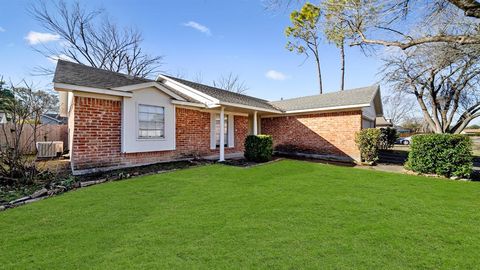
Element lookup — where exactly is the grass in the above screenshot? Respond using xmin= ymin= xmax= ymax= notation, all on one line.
xmin=1 ymin=159 xmax=480 ymax=269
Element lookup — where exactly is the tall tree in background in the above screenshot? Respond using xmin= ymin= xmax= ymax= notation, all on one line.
xmin=29 ymin=0 xmax=162 ymax=78
xmin=285 ymin=3 xmax=323 ymax=93
xmin=213 ymin=73 xmax=249 ymax=94
xmin=322 ymin=0 xmax=351 ymax=90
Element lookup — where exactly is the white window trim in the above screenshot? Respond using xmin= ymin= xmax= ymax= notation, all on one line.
xmin=210 ymin=113 xmax=235 ymax=150
xmin=137 ymin=103 xmax=166 ymax=141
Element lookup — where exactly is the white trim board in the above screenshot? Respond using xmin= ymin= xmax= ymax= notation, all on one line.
xmin=261 ymin=104 xmax=370 ymax=118
xmin=54 ymin=83 xmax=132 ymax=97
xmin=112 ymin=82 xmax=187 ymax=101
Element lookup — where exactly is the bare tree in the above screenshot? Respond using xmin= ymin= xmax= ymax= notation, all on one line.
xmin=212 ymin=73 xmax=249 ymax=94
xmin=192 ymin=71 xmax=205 ymax=84
xmin=383 ymin=43 xmax=480 ymax=133
xmin=340 ymin=0 xmax=480 ymax=50
xmin=382 ymin=92 xmax=416 ymax=126
xmin=29 ymin=0 xmax=162 ymax=78
xmin=266 ymin=0 xmax=480 ymax=50
xmin=0 ymin=81 xmax=58 ymax=186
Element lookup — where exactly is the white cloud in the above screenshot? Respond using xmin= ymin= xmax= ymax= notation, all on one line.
xmin=48 ymin=54 xmax=73 ymax=63
xmin=183 ymin=21 xmax=211 ymax=36
xmin=265 ymin=70 xmax=288 ymax=81
xmin=0 ymin=27 xmax=5 ymax=32
xmin=25 ymin=31 xmax=60 ymax=45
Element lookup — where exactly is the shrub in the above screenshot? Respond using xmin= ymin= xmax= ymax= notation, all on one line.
xmin=355 ymin=128 xmax=382 ymax=163
xmin=244 ymin=135 xmax=273 ymax=162
xmin=379 ymin=127 xmax=398 ymax=149
xmin=406 ymin=134 xmax=473 ymax=178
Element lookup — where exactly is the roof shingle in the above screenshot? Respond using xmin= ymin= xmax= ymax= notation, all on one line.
xmin=269 ymin=86 xmax=379 ymax=112
xmin=53 ymin=60 xmax=379 ymax=114
xmin=164 ymin=76 xmax=280 ymax=111
xmin=53 ymin=60 xmax=152 ymax=89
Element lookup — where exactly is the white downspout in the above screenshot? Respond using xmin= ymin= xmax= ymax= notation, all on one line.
xmin=219 ymin=106 xmax=225 ymax=162
xmin=253 ymin=111 xmax=258 ymax=135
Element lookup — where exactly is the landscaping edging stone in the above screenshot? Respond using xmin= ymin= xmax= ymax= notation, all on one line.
xmin=0 ymin=160 xmax=209 ymax=212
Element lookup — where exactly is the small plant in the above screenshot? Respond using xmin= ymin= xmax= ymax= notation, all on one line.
xmin=244 ymin=135 xmax=273 ymax=162
xmin=355 ymin=128 xmax=381 ymax=164
xmin=379 ymin=127 xmax=398 ymax=150
xmin=406 ymin=134 xmax=473 ymax=178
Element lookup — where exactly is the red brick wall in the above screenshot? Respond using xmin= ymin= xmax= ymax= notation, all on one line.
xmin=261 ymin=111 xmax=362 ymax=162
xmin=71 ymin=96 xmax=248 ymax=172
xmin=72 ymin=97 xmax=122 ymax=170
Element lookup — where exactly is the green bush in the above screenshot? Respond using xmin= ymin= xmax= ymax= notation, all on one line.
xmin=244 ymin=135 xmax=273 ymax=162
xmin=379 ymin=127 xmax=398 ymax=149
xmin=406 ymin=134 xmax=473 ymax=178
xmin=355 ymin=128 xmax=382 ymax=163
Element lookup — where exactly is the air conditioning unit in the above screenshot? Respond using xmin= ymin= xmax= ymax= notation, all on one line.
xmin=36 ymin=141 xmax=64 ymax=158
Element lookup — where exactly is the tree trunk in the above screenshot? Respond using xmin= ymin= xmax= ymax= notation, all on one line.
xmin=315 ymin=54 xmax=323 ymax=94
xmin=340 ymin=42 xmax=345 ymax=91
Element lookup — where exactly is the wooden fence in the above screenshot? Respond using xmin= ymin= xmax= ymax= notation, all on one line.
xmin=0 ymin=124 xmax=68 ymax=154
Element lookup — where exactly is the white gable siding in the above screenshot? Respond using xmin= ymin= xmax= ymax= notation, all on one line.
xmin=122 ymin=87 xmax=176 ymax=153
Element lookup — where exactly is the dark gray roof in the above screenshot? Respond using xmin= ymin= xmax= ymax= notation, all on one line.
xmin=53 ymin=60 xmax=197 ymax=102
xmin=270 ymin=86 xmax=379 ymax=112
xmin=164 ymin=76 xmax=280 ymax=111
xmin=53 ymin=60 xmax=152 ymax=89
xmin=54 ymin=60 xmax=379 ymax=114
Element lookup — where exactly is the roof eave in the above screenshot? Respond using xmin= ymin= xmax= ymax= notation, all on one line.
xmin=53 ymin=83 xmax=133 ymax=97
xmin=218 ymin=101 xmax=283 ymax=114
xmin=281 ymin=103 xmax=371 ymax=114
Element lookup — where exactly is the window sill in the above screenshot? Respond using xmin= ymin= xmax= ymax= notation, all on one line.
xmin=137 ymin=137 xmax=167 ymax=142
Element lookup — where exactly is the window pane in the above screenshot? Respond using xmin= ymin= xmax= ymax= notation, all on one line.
xmin=138 ymin=105 xmax=165 ymax=139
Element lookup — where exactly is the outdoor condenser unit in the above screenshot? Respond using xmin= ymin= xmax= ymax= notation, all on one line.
xmin=36 ymin=141 xmax=64 ymax=158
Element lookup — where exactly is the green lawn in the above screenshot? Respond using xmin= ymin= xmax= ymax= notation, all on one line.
xmin=1 ymin=160 xmax=480 ymax=269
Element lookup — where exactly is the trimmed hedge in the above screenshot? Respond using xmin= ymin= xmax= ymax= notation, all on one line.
xmin=379 ymin=127 xmax=398 ymax=150
xmin=406 ymin=134 xmax=473 ymax=178
xmin=244 ymin=135 xmax=273 ymax=162
xmin=355 ymin=128 xmax=382 ymax=163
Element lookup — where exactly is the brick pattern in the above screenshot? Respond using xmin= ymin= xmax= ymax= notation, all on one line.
xmin=72 ymin=97 xmax=122 ymax=169
xmin=72 ymin=96 xmax=248 ymax=171
xmin=261 ymin=111 xmax=362 ymax=161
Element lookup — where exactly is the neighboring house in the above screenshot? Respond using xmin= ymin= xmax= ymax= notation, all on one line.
xmin=54 ymin=60 xmax=384 ymax=175
xmin=41 ymin=113 xmax=68 ymax=125
xmin=375 ymin=116 xmax=393 ymax=128
xmin=395 ymin=126 xmax=414 ymax=137
xmin=0 ymin=111 xmax=7 ymax=124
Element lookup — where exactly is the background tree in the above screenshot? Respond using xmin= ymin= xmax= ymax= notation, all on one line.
xmin=340 ymin=0 xmax=480 ymax=50
xmin=382 ymin=92 xmax=416 ymax=126
xmin=0 ymin=82 xmax=58 ymax=186
xmin=30 ymin=0 xmax=162 ymax=78
xmin=401 ymin=116 xmax=431 ymax=133
xmin=285 ymin=3 xmax=324 ymax=93
xmin=322 ymin=0 xmax=351 ymax=90
xmin=383 ymin=43 xmax=480 ymax=133
xmin=0 ymin=78 xmax=14 ymax=114
xmin=213 ymin=72 xmax=249 ymax=94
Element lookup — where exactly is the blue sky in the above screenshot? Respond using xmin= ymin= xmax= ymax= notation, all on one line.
xmin=0 ymin=0 xmax=383 ymax=101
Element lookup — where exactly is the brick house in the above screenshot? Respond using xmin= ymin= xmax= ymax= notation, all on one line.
xmin=54 ymin=60 xmax=384 ymax=175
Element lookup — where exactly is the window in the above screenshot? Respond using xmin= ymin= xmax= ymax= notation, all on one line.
xmin=138 ymin=104 xmax=165 ymax=139
xmin=215 ymin=114 xmax=228 ymax=147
